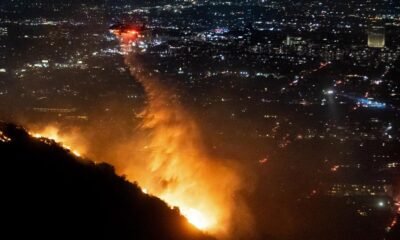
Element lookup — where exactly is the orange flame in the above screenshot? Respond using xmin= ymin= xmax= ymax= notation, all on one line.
xmin=29 ymin=126 xmax=85 ymax=158
xmin=113 ymin=34 xmax=250 ymax=236
xmin=27 ymin=32 xmax=252 ymax=238
xmin=121 ymin=59 xmax=242 ymax=235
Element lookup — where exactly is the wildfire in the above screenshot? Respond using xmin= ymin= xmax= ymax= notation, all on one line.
xmin=124 ymin=93 xmax=238 ymax=234
xmin=184 ymin=207 xmax=211 ymax=230
xmin=25 ymin=30 xmax=251 ymax=238
xmin=29 ymin=126 xmax=84 ymax=158
xmin=29 ymin=122 xmax=237 ymax=234
xmin=110 ymin=31 xmax=249 ymax=236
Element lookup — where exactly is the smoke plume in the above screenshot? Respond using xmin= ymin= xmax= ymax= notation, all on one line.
xmin=26 ymin=37 xmax=254 ymax=238
xmin=113 ymin=42 xmax=253 ymax=237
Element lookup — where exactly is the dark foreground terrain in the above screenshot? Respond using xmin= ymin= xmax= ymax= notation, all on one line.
xmin=0 ymin=122 xmax=214 ymax=240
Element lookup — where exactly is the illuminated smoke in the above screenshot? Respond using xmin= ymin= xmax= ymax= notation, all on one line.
xmin=27 ymin=35 xmax=253 ymax=238
xmin=114 ymin=39 xmax=252 ymax=237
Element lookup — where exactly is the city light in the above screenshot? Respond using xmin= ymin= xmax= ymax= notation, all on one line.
xmin=1 ymin=1 xmax=400 ymax=239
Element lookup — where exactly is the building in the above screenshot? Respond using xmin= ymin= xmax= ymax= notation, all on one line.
xmin=368 ymin=26 xmax=385 ymax=48
xmin=286 ymin=36 xmax=303 ymax=46
xmin=327 ymin=183 xmax=393 ymax=197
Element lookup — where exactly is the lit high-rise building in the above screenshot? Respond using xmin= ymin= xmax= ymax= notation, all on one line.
xmin=368 ymin=26 xmax=385 ymax=48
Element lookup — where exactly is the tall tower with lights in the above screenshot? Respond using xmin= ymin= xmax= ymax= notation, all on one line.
xmin=368 ymin=26 xmax=385 ymax=48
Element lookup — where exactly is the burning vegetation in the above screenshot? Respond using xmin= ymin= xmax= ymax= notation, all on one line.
xmin=0 ymin=122 xmax=215 ymax=240
xmin=24 ymin=29 xmax=253 ymax=238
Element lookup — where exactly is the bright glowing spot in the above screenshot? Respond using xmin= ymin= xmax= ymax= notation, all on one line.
xmin=0 ymin=130 xmax=12 ymax=142
xmin=33 ymin=133 xmax=42 ymax=138
xmin=259 ymin=157 xmax=268 ymax=164
xmin=357 ymin=98 xmax=386 ymax=108
xmin=72 ymin=150 xmax=81 ymax=157
xmin=331 ymin=165 xmax=340 ymax=172
xmin=324 ymin=89 xmax=335 ymax=95
xmin=182 ymin=208 xmax=212 ymax=230
xmin=378 ymin=201 xmax=385 ymax=207
xmin=127 ymin=29 xmax=138 ymax=35
xmin=142 ymin=188 xmax=148 ymax=194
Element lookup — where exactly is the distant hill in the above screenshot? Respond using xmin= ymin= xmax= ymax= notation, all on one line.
xmin=0 ymin=122 xmax=215 ymax=240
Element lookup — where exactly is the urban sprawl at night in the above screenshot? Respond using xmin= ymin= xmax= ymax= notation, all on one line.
xmin=0 ymin=1 xmax=400 ymax=239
